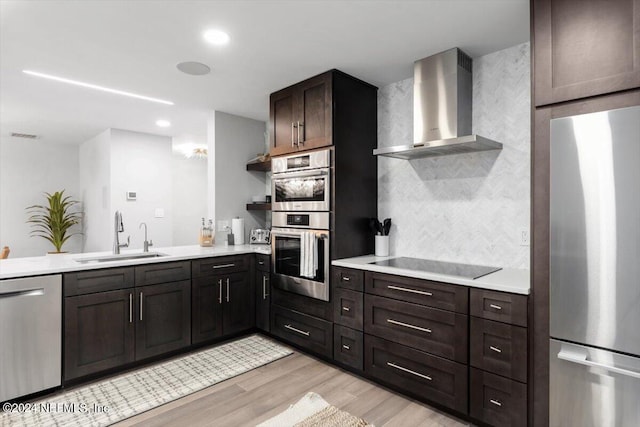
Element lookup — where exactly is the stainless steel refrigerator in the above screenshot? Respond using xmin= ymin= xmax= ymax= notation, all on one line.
xmin=550 ymin=105 xmax=640 ymax=426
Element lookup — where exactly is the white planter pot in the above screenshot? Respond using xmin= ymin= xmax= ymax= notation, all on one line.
xmin=375 ymin=235 xmax=389 ymax=257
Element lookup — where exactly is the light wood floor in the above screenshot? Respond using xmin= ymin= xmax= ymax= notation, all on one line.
xmin=114 ymin=337 xmax=472 ymax=427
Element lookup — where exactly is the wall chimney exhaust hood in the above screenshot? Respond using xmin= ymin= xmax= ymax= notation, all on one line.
xmin=374 ymin=48 xmax=502 ymax=160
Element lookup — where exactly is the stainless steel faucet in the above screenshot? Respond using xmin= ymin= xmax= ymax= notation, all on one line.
xmin=139 ymin=222 xmax=153 ymax=252
xmin=113 ymin=211 xmax=130 ymax=254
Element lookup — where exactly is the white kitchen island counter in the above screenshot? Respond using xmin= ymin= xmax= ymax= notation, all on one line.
xmin=332 ymin=255 xmax=530 ymax=295
xmin=0 ymin=244 xmax=271 ymax=280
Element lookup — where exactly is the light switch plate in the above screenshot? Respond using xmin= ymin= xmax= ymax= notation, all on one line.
xmin=519 ymin=228 xmax=530 ymax=246
xmin=217 ymin=220 xmax=229 ymax=232
xmin=154 ymin=208 xmax=165 ymax=218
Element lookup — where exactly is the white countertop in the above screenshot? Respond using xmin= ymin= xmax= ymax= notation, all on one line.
xmin=332 ymin=255 xmax=530 ymax=295
xmin=0 ymin=244 xmax=271 ymax=280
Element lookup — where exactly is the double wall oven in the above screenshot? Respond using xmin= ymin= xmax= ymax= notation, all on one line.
xmin=271 ymin=149 xmax=331 ymax=301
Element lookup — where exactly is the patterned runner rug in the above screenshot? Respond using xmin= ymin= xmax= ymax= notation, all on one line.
xmin=1 ymin=335 xmax=292 ymax=427
xmin=258 ymin=392 xmax=372 ymax=427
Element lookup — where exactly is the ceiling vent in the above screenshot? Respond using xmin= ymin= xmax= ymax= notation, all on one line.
xmin=11 ymin=132 xmax=39 ymax=139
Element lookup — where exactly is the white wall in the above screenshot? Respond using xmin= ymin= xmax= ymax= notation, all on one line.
xmin=377 ymin=43 xmax=531 ymax=269
xmin=211 ymin=111 xmax=267 ymax=244
xmin=79 ymin=129 xmax=111 ymax=252
xmin=0 ymin=137 xmax=81 ymax=257
xmin=172 ymin=153 xmax=207 ymax=245
xmin=110 ymin=129 xmax=173 ymax=250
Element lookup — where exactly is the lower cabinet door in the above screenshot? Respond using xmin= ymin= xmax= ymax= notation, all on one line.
xmin=64 ymin=289 xmax=135 ymax=381
xmin=222 ymin=272 xmax=255 ymax=335
xmin=191 ymin=276 xmax=223 ymax=344
xmin=333 ymin=325 xmax=363 ymax=371
xmin=255 ymin=271 xmax=270 ymax=332
xmin=364 ymin=334 xmax=468 ymax=414
xmin=135 ymin=281 xmax=191 ymax=360
xmin=271 ymin=305 xmax=333 ymax=358
xmin=470 ymin=367 xmax=527 ymax=427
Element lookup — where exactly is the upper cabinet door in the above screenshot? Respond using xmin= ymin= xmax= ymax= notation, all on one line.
xmin=533 ymin=0 xmax=640 ymax=106
xmin=270 ymin=87 xmax=297 ymax=156
xmin=296 ymin=73 xmax=332 ymax=151
xmin=270 ymin=72 xmax=333 ymax=156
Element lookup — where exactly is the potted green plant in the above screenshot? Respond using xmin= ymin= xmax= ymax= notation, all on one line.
xmin=26 ymin=190 xmax=83 ymax=254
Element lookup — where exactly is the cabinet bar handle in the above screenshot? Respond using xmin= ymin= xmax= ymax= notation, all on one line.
xmin=139 ymin=292 xmax=143 ymax=321
xmin=284 ymin=324 xmax=310 ymax=336
xmin=387 ymin=285 xmax=432 ymax=296
xmin=387 ymin=318 xmax=431 ymax=333
xmin=226 ymin=278 xmax=230 ymax=302
xmin=212 ymin=263 xmax=235 ymax=269
xmin=342 ymin=344 xmax=350 ymax=351
xmin=387 ymin=362 xmax=432 ymax=381
xmin=297 ymin=121 xmax=303 ymax=145
xmin=263 ymin=276 xmax=269 ymax=299
xmin=291 ymin=122 xmax=296 ymax=147
xmin=218 ymin=279 xmax=223 ymax=304
xmin=490 ymin=346 xmax=502 ymax=353
xmin=490 ymin=399 xmax=502 ymax=407
xmin=341 ymin=276 xmax=351 ymax=281
xmin=489 ymin=304 xmax=502 ymax=310
xmin=342 ymin=306 xmax=351 ymax=312
xmin=129 ymin=293 xmax=133 ymax=323
xmin=258 ymin=260 xmax=264 ymax=265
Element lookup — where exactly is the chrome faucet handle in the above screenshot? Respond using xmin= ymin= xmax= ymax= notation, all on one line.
xmin=119 ymin=235 xmax=130 ymax=248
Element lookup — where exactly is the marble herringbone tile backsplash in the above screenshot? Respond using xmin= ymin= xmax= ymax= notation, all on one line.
xmin=377 ymin=42 xmax=531 ymax=269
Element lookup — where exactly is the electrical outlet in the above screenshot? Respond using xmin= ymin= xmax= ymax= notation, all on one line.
xmin=519 ymin=228 xmax=530 ymax=246
xmin=217 ymin=220 xmax=230 ymax=232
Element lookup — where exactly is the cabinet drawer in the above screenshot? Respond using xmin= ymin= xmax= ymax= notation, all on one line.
xmin=64 ymin=267 xmax=134 ymax=297
xmin=470 ymin=288 xmax=527 ymax=327
xmin=271 ymin=287 xmax=333 ymax=321
xmin=364 ymin=335 xmax=467 ymax=414
xmin=333 ymin=288 xmax=363 ymax=331
xmin=333 ymin=325 xmax=363 ymax=371
xmin=365 ymin=294 xmax=468 ymax=363
xmin=470 ymin=367 xmax=527 ymax=427
xmin=332 ymin=266 xmax=364 ymax=291
xmin=470 ymin=317 xmax=527 ymax=383
xmin=256 ymin=254 xmax=271 ymax=272
xmin=365 ymin=272 xmax=468 ymax=314
xmin=271 ymin=305 xmax=333 ymax=358
xmin=192 ymin=255 xmax=250 ymax=277
xmin=135 ymin=261 xmax=191 ymax=286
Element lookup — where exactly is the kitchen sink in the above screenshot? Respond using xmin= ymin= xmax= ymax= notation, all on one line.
xmin=74 ymin=252 xmax=168 ymax=263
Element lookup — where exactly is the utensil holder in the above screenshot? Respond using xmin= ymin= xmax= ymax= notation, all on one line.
xmin=375 ymin=235 xmax=389 ymax=257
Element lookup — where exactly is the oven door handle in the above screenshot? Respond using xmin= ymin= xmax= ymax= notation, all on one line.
xmin=271 ymin=231 xmax=329 ymax=239
xmin=272 ymin=169 xmax=329 ymax=179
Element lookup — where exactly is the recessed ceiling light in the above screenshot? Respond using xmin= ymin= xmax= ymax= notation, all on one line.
xmin=22 ymin=70 xmax=174 ymax=105
xmin=203 ymin=29 xmax=230 ymax=45
xmin=156 ymin=120 xmax=171 ymax=128
xmin=176 ymin=61 xmax=211 ymax=76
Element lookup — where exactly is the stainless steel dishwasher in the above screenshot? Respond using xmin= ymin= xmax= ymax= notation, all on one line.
xmin=0 ymin=275 xmax=61 ymax=402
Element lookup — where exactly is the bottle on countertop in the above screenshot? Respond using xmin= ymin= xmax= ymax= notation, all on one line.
xmin=199 ymin=218 xmax=214 ymax=247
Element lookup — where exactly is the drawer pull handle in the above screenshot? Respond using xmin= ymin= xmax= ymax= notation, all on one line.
xmin=342 ymin=276 xmax=351 ymax=281
xmin=284 ymin=324 xmax=310 ymax=336
xmin=213 ymin=263 xmax=235 ymax=269
xmin=218 ymin=279 xmax=223 ymax=304
xmin=387 ymin=362 xmax=432 ymax=381
xmin=387 ymin=285 xmax=432 ymax=297
xmin=342 ymin=344 xmax=350 ymax=351
xmin=258 ymin=260 xmax=264 ymax=265
xmin=489 ymin=304 xmax=502 ymax=310
xmin=387 ymin=318 xmax=432 ymax=334
xmin=490 ymin=399 xmax=502 ymax=407
xmin=342 ymin=306 xmax=351 ymax=312
xmin=490 ymin=346 xmax=502 ymax=353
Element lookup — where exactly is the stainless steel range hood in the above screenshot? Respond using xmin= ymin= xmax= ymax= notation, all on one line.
xmin=374 ymin=48 xmax=502 ymax=160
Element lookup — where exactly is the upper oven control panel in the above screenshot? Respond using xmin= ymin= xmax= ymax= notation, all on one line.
xmin=272 ymin=149 xmax=331 ymax=174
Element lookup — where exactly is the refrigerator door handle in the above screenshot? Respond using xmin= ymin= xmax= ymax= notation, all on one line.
xmin=558 ymin=348 xmax=640 ymax=379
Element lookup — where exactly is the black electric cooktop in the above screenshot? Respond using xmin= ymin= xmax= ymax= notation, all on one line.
xmin=369 ymin=257 xmax=501 ymax=280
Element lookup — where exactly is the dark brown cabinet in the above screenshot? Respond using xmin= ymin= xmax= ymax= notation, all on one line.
xmin=470 ymin=367 xmax=527 ymax=427
xmin=533 ymin=0 xmax=640 ymax=106
xmin=135 ymin=280 xmax=191 ymax=361
xmin=271 ymin=305 xmax=333 ymax=358
xmin=64 ymin=288 xmax=135 ymax=381
xmin=255 ymin=270 xmax=270 ymax=332
xmin=270 ymin=72 xmax=332 ymax=156
xmin=191 ymin=255 xmax=254 ymax=344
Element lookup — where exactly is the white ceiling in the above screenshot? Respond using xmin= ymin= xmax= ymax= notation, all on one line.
xmin=0 ymin=0 xmax=529 ymax=146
